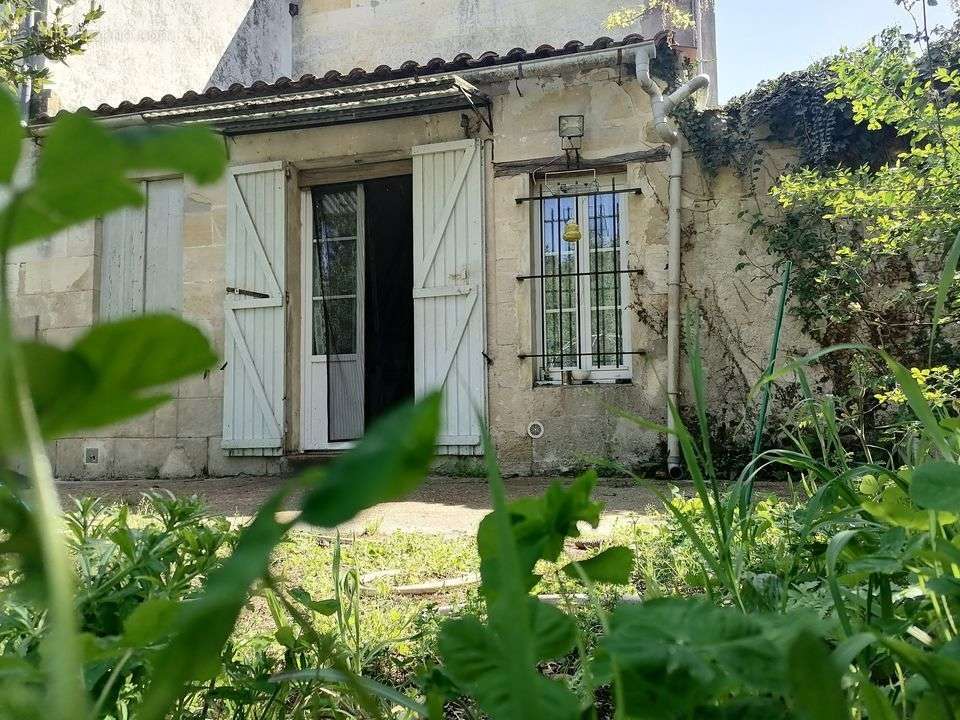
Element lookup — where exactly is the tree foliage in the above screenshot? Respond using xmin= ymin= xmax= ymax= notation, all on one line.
xmin=0 ymin=0 xmax=103 ymax=95
xmin=603 ymin=0 xmax=697 ymax=32
xmin=769 ymin=29 xmax=960 ymax=380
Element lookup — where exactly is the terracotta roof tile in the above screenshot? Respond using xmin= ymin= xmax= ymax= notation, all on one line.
xmin=34 ymin=33 xmax=656 ymax=122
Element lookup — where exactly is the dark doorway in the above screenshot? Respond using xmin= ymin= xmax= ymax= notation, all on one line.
xmin=363 ymin=175 xmax=414 ymax=426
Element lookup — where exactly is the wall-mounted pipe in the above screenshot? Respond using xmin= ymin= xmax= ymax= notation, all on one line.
xmin=634 ymin=45 xmax=709 ymax=478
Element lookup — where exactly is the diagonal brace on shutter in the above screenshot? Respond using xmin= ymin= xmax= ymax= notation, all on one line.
xmin=414 ymin=141 xmax=478 ymax=289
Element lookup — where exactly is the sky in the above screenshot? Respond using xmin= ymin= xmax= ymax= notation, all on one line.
xmin=715 ymin=0 xmax=956 ymax=103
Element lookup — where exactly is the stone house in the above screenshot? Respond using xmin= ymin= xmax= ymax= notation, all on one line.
xmin=9 ymin=1 xmax=798 ymax=480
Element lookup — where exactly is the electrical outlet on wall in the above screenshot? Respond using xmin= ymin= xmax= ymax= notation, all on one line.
xmin=84 ymin=447 xmax=99 ymax=464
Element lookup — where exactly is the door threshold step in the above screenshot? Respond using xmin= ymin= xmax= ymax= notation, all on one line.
xmin=283 ymin=451 xmax=345 ymax=472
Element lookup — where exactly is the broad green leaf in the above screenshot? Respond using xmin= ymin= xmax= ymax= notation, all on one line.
xmin=289 ymin=586 xmax=338 ymax=616
xmin=915 ymin=693 xmax=950 ymax=720
xmin=438 ymin=615 xmax=579 ymax=720
xmin=16 ymin=342 xmax=97 ymax=440
xmin=847 ymin=527 xmax=914 ymax=575
xmin=433 ymin=425 xmax=580 ymax=720
xmin=786 ymin=631 xmax=847 ymax=720
xmin=0 ymin=114 xmax=226 ymax=249
xmin=831 ymin=633 xmax=877 ymax=668
xmin=298 ymin=392 xmax=441 ymax=527
xmin=140 ymin=394 xmax=442 ymax=719
xmin=881 ymin=637 xmax=960 ymax=688
xmin=562 ymin=545 xmax=635 ymax=585
xmin=0 ymin=480 xmax=43 ymax=588
xmin=926 ymin=575 xmax=960 ymax=596
xmin=5 ymin=316 xmax=217 ymax=444
xmin=528 ymin=599 xmax=577 ymax=661
xmin=3 ymin=114 xmax=142 ymax=248
xmin=910 ymin=461 xmax=960 ymax=511
xmin=466 ymin=424 xmax=546 ymax=718
xmin=597 ymin=599 xmax=791 ymax=717
xmin=0 ymin=89 xmax=21 ymax=185
xmin=115 ymin=125 xmax=226 ymax=185
xmin=73 ymin=314 xmax=217 ymax=392
xmin=137 ymin=493 xmax=288 ymax=720
xmin=858 ymin=681 xmax=898 ymax=720
xmin=929 ymin=231 xmax=960 ymax=363
xmin=863 ymin=486 xmax=956 ymax=530
xmin=274 ymin=625 xmax=297 ymax=649
xmin=476 ymin=471 xmax=602 ymax=597
xmin=122 ymin=597 xmax=178 ymax=647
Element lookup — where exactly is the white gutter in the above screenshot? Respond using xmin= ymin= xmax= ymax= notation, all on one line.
xmin=27 ymin=40 xmax=656 ymax=135
xmin=459 ymin=40 xmax=654 ymax=84
xmin=634 ymin=45 xmax=709 ymax=478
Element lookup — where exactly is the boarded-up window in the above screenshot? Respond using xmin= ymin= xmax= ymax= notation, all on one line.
xmin=100 ymin=178 xmax=184 ymax=319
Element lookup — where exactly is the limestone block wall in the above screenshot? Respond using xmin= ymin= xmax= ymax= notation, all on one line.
xmin=5 ymin=174 xmax=283 ymax=480
xmin=482 ymin=69 xmax=668 ymax=473
xmin=42 ymin=0 xmax=293 ymax=113
xmin=292 ymin=0 xmax=714 ymax=97
xmin=679 ymin=144 xmax=814 ymax=424
xmin=479 ymin=69 xmax=809 ymax=474
xmin=12 ymin=64 xmax=805 ymax=479
xmin=12 ymin=113 xmax=468 ymax=480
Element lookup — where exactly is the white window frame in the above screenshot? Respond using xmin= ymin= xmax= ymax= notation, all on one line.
xmin=532 ymin=174 xmax=632 ymax=384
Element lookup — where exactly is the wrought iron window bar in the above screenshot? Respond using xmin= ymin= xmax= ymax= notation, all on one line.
xmin=514 ymin=186 xmax=643 ymax=204
xmin=515 ymin=268 xmax=641 ymax=282
xmin=517 ymin=351 xmax=646 ymax=359
xmin=519 ymin=179 xmax=638 ymax=375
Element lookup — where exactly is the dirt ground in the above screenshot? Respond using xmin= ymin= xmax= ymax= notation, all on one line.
xmin=55 ymin=475 xmax=792 ymax=536
xmin=55 ymin=475 xmax=653 ymax=535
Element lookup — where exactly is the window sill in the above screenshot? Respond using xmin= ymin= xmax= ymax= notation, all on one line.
xmin=534 ymin=378 xmax=633 ymax=388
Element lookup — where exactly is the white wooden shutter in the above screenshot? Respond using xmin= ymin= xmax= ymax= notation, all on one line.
xmin=144 ymin=178 xmax=184 ymax=314
xmin=100 ymin=201 xmax=146 ymax=319
xmin=412 ymin=139 xmax=486 ymax=452
xmin=101 ymin=178 xmax=184 ymax=319
xmin=222 ymin=162 xmax=286 ymax=456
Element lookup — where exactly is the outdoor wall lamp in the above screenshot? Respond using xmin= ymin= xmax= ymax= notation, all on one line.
xmin=559 ymin=114 xmax=584 ymax=168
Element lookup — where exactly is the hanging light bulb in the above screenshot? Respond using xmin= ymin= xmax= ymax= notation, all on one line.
xmin=563 ymin=219 xmax=582 ymax=243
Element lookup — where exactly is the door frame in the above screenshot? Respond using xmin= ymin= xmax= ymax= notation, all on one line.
xmin=299 ymin=183 xmax=366 ymax=451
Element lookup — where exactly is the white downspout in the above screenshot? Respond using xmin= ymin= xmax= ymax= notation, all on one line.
xmin=634 ymin=46 xmax=710 ymax=478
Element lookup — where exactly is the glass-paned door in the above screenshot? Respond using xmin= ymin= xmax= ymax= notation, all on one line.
xmin=304 ymin=184 xmax=364 ymax=445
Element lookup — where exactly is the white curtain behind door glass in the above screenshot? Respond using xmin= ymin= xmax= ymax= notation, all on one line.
xmin=312 ymin=186 xmax=364 ymax=442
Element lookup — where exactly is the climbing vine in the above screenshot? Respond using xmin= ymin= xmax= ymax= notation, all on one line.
xmin=655 ymin=18 xmax=960 ymax=403
xmin=661 ymin=47 xmax=899 ymax=184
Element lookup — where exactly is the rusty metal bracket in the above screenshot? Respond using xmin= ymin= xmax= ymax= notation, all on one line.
xmin=226 ymin=286 xmax=270 ymax=299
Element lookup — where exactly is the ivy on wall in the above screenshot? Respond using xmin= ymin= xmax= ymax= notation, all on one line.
xmin=659 ymin=48 xmax=898 ymax=184
xmin=650 ymin=23 xmax=960 ymax=407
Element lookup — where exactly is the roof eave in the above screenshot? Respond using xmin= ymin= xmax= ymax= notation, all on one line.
xmin=26 ymin=35 xmax=659 ymax=135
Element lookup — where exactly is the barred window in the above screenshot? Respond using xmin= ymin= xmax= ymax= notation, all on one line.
xmin=531 ymin=175 xmax=632 ymax=384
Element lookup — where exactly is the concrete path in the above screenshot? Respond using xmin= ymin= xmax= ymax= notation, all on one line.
xmin=56 ymin=475 xmax=667 ymax=536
